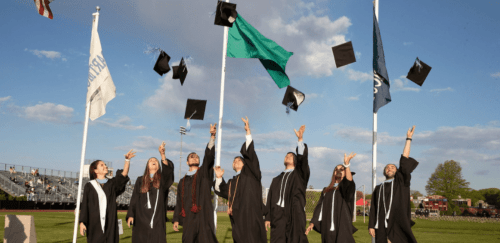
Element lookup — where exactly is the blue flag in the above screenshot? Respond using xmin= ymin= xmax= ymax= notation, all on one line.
xmin=373 ymin=9 xmax=391 ymax=113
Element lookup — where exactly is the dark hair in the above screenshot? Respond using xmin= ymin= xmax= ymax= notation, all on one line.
xmin=234 ymin=156 xmax=244 ymax=162
xmin=140 ymin=157 xmax=161 ymax=193
xmin=383 ymin=164 xmax=397 ymax=178
xmin=187 ymin=152 xmax=199 ymax=162
xmin=286 ymin=152 xmax=297 ymax=166
xmin=325 ymin=164 xmax=345 ymax=192
xmin=89 ymin=160 xmax=102 ymax=180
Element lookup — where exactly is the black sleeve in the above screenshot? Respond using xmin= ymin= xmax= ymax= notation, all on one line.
xmin=199 ymin=143 xmax=216 ymax=181
xmin=213 ymin=178 xmax=229 ymax=199
xmin=79 ymin=183 xmax=90 ymax=226
xmin=311 ymin=189 xmax=325 ymax=233
xmin=240 ymin=141 xmax=262 ymax=180
xmin=296 ymin=144 xmax=310 ymax=186
xmin=173 ymin=178 xmax=182 ymax=223
xmin=398 ymin=155 xmax=419 ymax=187
xmin=126 ymin=178 xmax=141 ymax=222
xmin=161 ymin=160 xmax=175 ymax=194
xmin=368 ymin=186 xmax=379 ymax=229
xmin=113 ymin=169 xmax=130 ymax=196
xmin=340 ymin=177 xmax=356 ymax=207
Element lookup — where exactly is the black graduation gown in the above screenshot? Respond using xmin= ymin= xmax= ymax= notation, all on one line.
xmin=213 ymin=141 xmax=267 ymax=243
xmin=126 ymin=161 xmax=174 ymax=242
xmin=80 ymin=170 xmax=130 ymax=243
xmin=310 ymin=177 xmax=357 ymax=243
xmin=172 ymin=144 xmax=218 ymax=243
xmin=368 ymin=155 xmax=419 ymax=243
xmin=264 ymin=144 xmax=310 ymax=243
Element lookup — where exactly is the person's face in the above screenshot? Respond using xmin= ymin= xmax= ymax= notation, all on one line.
xmin=232 ymin=158 xmax=244 ymax=172
xmin=94 ymin=161 xmax=108 ymax=176
xmin=148 ymin=158 xmax=159 ymax=172
xmin=284 ymin=153 xmax=295 ymax=167
xmin=187 ymin=153 xmax=200 ymax=167
xmin=385 ymin=164 xmax=397 ymax=179
xmin=334 ymin=165 xmax=345 ymax=180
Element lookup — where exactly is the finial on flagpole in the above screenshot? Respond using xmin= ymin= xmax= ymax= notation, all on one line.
xmin=96 ymin=6 xmax=100 ymax=12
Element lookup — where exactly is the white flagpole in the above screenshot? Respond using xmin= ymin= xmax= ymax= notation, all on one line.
xmin=214 ymin=0 xmax=231 ymax=231
xmin=72 ymin=6 xmax=100 ymax=243
xmin=372 ymin=1 xmax=378 ymax=243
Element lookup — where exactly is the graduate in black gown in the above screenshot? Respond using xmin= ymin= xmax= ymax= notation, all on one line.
xmin=306 ymin=152 xmax=358 ymax=243
xmin=172 ymin=123 xmax=218 ymax=243
xmin=79 ymin=150 xmax=134 ymax=243
xmin=264 ymin=125 xmax=309 ymax=243
xmin=126 ymin=141 xmax=174 ymax=242
xmin=213 ymin=117 xmax=267 ymax=243
xmin=369 ymin=126 xmax=419 ymax=243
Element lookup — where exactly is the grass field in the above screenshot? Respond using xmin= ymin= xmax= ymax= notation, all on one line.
xmin=0 ymin=212 xmax=498 ymax=242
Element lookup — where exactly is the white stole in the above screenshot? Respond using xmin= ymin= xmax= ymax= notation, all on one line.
xmin=146 ymin=162 xmax=162 ymax=228
xmin=90 ymin=180 xmax=107 ymax=233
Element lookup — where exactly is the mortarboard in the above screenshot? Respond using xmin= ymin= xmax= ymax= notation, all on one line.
xmin=282 ymin=86 xmax=305 ymax=113
xmin=406 ymin=57 xmax=431 ymax=86
xmin=153 ymin=50 xmax=171 ymax=76
xmin=331 ymin=41 xmax=356 ymax=68
xmin=214 ymin=1 xmax=238 ymax=27
xmin=172 ymin=58 xmax=188 ymax=85
xmin=184 ymin=99 xmax=207 ymax=120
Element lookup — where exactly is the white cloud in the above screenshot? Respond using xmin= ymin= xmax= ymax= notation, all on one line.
xmin=430 ymin=87 xmax=454 ymax=93
xmin=491 ymin=72 xmax=500 ymax=78
xmin=391 ymin=75 xmax=420 ymax=92
xmin=346 ymin=69 xmax=371 ymax=82
xmin=23 ymin=103 xmax=74 ymax=123
xmin=403 ymin=42 xmax=413 ymax=46
xmin=92 ymin=116 xmax=146 ymax=130
xmin=306 ymin=93 xmax=322 ymax=99
xmin=347 ymin=95 xmax=360 ymax=101
xmin=0 ymin=96 xmax=11 ymax=103
xmin=26 ymin=49 xmax=66 ymax=61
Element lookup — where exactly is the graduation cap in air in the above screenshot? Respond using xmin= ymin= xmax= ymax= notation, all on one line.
xmin=214 ymin=1 xmax=238 ymax=27
xmin=331 ymin=41 xmax=356 ymax=68
xmin=185 ymin=99 xmax=207 ymax=120
xmin=282 ymin=86 xmax=305 ymax=114
xmin=406 ymin=57 xmax=432 ymax=86
xmin=153 ymin=50 xmax=171 ymax=76
xmin=172 ymin=58 xmax=188 ymax=85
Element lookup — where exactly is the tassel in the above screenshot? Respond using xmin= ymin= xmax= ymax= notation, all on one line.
xmin=286 ymin=102 xmax=294 ymax=114
xmin=180 ymin=208 xmax=186 ymax=217
xmin=191 ymin=204 xmax=201 ymax=213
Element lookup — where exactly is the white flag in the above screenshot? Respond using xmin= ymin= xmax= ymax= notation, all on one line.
xmin=87 ymin=14 xmax=116 ymax=121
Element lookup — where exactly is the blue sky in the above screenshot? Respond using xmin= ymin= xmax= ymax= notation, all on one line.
xmin=1 ymin=0 xmax=500 ymax=196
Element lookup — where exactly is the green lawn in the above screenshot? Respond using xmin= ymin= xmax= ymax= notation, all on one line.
xmin=0 ymin=212 xmax=498 ymax=242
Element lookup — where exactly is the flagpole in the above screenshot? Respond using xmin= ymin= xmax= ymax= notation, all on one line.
xmin=214 ymin=0 xmax=231 ymax=231
xmin=372 ymin=1 xmax=379 ymax=243
xmin=72 ymin=7 xmax=100 ymax=243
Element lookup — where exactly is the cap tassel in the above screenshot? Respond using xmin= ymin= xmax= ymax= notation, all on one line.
xmin=228 ymin=16 xmax=236 ymax=23
xmin=286 ymin=102 xmax=294 ymax=114
xmin=189 ymin=110 xmax=197 ymax=119
xmin=415 ymin=57 xmax=422 ymax=72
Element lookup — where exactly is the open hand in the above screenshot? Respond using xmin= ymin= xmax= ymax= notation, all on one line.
xmin=241 ymin=116 xmax=250 ymax=135
xmin=294 ymin=125 xmax=306 ymax=142
xmin=127 ymin=217 xmax=134 ymax=228
xmin=344 ymin=152 xmax=356 ymax=165
xmin=214 ymin=166 xmax=225 ymax=179
xmin=159 ymin=142 xmax=166 ymax=155
xmin=125 ymin=149 xmax=136 ymax=160
xmin=407 ymin=125 xmax=416 ymax=139
xmin=305 ymin=223 xmax=314 ymax=235
xmin=210 ymin=123 xmax=217 ymax=137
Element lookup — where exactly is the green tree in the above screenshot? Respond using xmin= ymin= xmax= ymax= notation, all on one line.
xmin=365 ymin=194 xmax=372 ymax=200
xmin=410 ymin=190 xmax=423 ymax=198
xmin=425 ymin=160 xmax=470 ymax=199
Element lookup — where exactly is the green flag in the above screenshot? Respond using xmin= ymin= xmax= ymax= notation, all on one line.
xmin=227 ymin=14 xmax=293 ymax=88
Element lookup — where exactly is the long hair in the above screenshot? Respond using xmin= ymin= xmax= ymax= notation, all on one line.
xmin=324 ymin=164 xmax=345 ymax=192
xmin=89 ymin=160 xmax=101 ymax=180
xmin=140 ymin=157 xmax=161 ymax=193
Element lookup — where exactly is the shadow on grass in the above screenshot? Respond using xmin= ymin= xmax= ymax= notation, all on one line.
xmin=53 ymin=221 xmax=74 ymax=226
xmin=167 ymin=228 xmax=183 ymax=234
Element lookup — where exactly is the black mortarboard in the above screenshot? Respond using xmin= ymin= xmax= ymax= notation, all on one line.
xmin=331 ymin=41 xmax=356 ymax=68
xmin=172 ymin=58 xmax=188 ymax=85
xmin=184 ymin=99 xmax=207 ymax=120
xmin=406 ymin=57 xmax=432 ymax=86
xmin=153 ymin=50 xmax=171 ymax=76
xmin=214 ymin=1 xmax=237 ymax=27
xmin=282 ymin=86 xmax=305 ymax=113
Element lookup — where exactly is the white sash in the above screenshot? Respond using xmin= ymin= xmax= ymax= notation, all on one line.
xmin=90 ymin=180 xmax=107 ymax=233
xmin=146 ymin=162 xmax=162 ymax=228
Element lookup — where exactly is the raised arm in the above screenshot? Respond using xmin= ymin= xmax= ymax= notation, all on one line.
xmin=122 ymin=149 xmax=136 ymax=177
xmin=213 ymin=166 xmax=229 ymax=199
xmin=240 ymin=117 xmax=262 ymax=180
xmin=294 ymin=125 xmax=310 ymax=184
xmin=159 ymin=142 xmax=175 ymax=191
xmin=343 ymin=152 xmax=356 ymax=181
xmin=402 ymin=126 xmax=415 ymax=158
xmin=200 ymin=123 xmax=217 ymax=179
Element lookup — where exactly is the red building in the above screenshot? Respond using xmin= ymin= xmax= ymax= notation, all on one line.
xmin=422 ymin=195 xmax=448 ymax=211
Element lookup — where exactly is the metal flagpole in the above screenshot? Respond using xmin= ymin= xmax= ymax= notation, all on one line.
xmin=363 ymin=184 xmax=366 ymax=223
xmin=214 ymin=0 xmax=231 ymax=231
xmin=72 ymin=7 xmax=99 ymax=243
xmin=372 ymin=1 xmax=379 ymax=242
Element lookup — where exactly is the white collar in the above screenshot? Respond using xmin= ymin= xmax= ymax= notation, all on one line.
xmin=187 ymin=169 xmax=198 ymax=176
xmin=235 ymin=170 xmax=241 ymax=176
xmin=284 ymin=168 xmax=294 ymax=173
